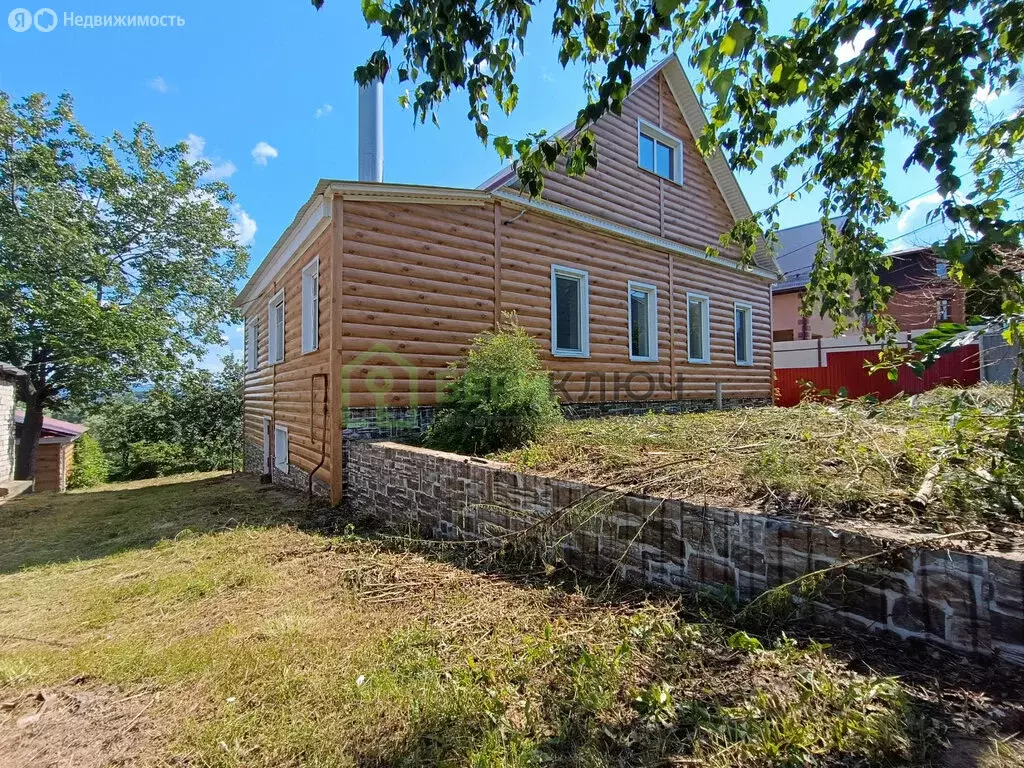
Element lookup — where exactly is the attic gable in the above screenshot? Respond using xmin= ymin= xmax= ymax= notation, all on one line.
xmin=481 ymin=56 xmax=777 ymax=274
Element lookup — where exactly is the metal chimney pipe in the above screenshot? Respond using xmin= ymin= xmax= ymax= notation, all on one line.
xmin=357 ymin=79 xmax=384 ymax=183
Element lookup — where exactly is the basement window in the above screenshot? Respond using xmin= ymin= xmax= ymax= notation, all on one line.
xmin=734 ymin=302 xmax=753 ymax=366
xmin=268 ymin=289 xmax=285 ymax=364
xmin=687 ymin=293 xmax=710 ymax=364
xmin=274 ymin=425 xmax=289 ymax=473
xmin=551 ymin=265 xmax=590 ymax=357
xmin=627 ymin=281 xmax=658 ymax=361
xmin=301 ymin=258 xmax=320 ymax=354
xmin=637 ymin=119 xmax=683 ymax=183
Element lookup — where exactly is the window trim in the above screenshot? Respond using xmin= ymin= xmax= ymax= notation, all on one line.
xmin=267 ymin=289 xmax=285 ymax=364
xmin=550 ymin=264 xmax=590 ymax=358
xmin=626 ymin=281 xmax=659 ymax=362
xmin=636 ymin=118 xmax=684 ymax=185
xmin=686 ymin=292 xmax=711 ymax=364
xmin=245 ymin=316 xmax=259 ymax=372
xmin=301 ymin=257 xmax=320 ymax=355
xmin=733 ymin=301 xmax=753 ymax=367
xmin=274 ymin=424 xmax=289 ymax=473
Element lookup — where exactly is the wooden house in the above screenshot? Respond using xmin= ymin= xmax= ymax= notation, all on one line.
xmin=234 ymin=55 xmax=781 ymax=503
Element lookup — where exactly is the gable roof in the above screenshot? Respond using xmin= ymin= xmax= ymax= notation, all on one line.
xmin=477 ymin=54 xmax=778 ymax=274
xmin=14 ymin=410 xmax=87 ymax=440
xmin=772 ymin=217 xmax=848 ymax=293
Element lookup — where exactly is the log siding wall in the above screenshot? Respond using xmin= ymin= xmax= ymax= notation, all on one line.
xmin=326 ymin=198 xmax=772 ymax=411
xmin=511 ymin=72 xmax=741 ymax=261
xmin=243 ymin=196 xmax=772 ymax=485
xmin=242 ymin=227 xmax=333 ymax=490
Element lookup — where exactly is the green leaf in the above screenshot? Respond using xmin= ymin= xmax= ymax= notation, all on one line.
xmin=720 ymin=21 xmax=753 ymax=57
xmin=711 ymin=68 xmax=736 ymax=102
xmin=493 ymin=135 xmax=513 ymax=161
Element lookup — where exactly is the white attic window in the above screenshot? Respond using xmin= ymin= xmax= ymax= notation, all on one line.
xmin=637 ymin=118 xmax=683 ymax=184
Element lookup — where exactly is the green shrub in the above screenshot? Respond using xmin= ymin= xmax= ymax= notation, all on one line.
xmin=425 ymin=316 xmax=562 ymax=455
xmin=124 ymin=440 xmax=186 ymax=480
xmin=67 ymin=432 xmax=108 ymax=489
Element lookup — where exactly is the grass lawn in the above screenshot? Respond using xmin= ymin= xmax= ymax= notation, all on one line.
xmin=0 ymin=473 xmax=1021 ymax=766
xmin=500 ymin=385 xmax=1024 ymax=541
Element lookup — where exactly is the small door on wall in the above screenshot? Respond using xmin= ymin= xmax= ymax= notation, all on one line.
xmin=262 ymin=417 xmax=272 ymax=474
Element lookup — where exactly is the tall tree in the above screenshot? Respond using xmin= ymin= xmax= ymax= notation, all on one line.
xmin=315 ymin=0 xmax=1023 ymax=345
xmin=0 ymin=92 xmax=247 ymax=479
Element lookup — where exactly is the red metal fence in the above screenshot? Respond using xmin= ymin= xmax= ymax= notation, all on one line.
xmin=774 ymin=344 xmax=982 ymax=407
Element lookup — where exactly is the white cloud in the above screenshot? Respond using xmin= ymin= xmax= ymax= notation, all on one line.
xmin=197 ymin=335 xmax=243 ymax=372
xmin=973 ymin=86 xmax=1001 ymax=106
xmin=251 ymin=141 xmax=279 ymax=166
xmin=315 ymin=103 xmax=333 ymax=119
xmin=231 ymin=203 xmax=257 ymax=247
xmin=184 ymin=133 xmax=205 ymax=162
xmin=184 ymin=133 xmax=237 ymax=181
xmin=898 ymin=191 xmax=943 ymax=233
xmin=836 ymin=28 xmax=876 ymax=65
xmin=148 ymin=76 xmax=173 ymax=93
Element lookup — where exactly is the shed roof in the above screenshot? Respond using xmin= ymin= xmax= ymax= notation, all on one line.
xmin=14 ymin=411 xmax=87 ymax=440
xmin=0 ymin=363 xmax=27 ymax=380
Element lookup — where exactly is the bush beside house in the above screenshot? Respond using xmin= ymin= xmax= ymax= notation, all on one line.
xmin=67 ymin=433 xmax=108 ymax=489
xmin=426 ymin=318 xmax=562 ymax=456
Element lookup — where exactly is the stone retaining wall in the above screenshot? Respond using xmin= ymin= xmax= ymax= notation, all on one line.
xmin=345 ymin=440 xmax=1024 ymax=666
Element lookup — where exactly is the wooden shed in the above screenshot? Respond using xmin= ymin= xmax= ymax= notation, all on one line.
xmin=15 ymin=411 xmax=85 ymax=493
xmin=234 ymin=54 xmax=781 ymax=503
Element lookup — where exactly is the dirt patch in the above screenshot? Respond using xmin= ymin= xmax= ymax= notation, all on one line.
xmin=0 ymin=680 xmax=160 ymax=768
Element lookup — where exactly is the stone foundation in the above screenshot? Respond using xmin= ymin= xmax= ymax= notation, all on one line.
xmin=345 ymin=440 xmax=1024 ymax=666
xmin=338 ymin=397 xmax=771 ymax=442
xmin=563 ymin=396 xmax=771 ymax=419
xmin=242 ymin=440 xmax=330 ymax=498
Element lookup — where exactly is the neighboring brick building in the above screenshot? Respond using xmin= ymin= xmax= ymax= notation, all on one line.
xmin=0 ymin=363 xmax=27 ymax=499
xmin=0 ymin=365 xmax=22 ymax=484
xmin=879 ymin=246 xmax=967 ymax=329
xmin=772 ymin=220 xmax=966 ymax=340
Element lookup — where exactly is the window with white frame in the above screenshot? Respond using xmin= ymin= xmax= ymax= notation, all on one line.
xmin=274 ymin=425 xmax=289 ymax=472
xmin=268 ymin=290 xmax=285 ymax=364
xmin=627 ymin=282 xmax=658 ymax=361
xmin=935 ymin=260 xmax=949 ymax=278
xmin=301 ymin=258 xmax=320 ymax=354
xmin=637 ymin=119 xmax=683 ymax=183
xmin=734 ymin=302 xmax=753 ymax=366
xmin=551 ymin=265 xmax=590 ymax=357
xmin=937 ymin=298 xmax=952 ymax=322
xmin=245 ymin=317 xmax=259 ymax=372
xmin=687 ymin=293 xmax=710 ymax=363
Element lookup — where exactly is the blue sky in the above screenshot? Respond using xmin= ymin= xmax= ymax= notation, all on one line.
xmin=0 ymin=0 xmax=1011 ymax=367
